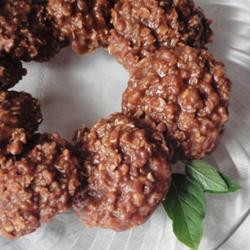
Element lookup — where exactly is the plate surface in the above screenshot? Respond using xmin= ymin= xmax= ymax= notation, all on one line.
xmin=1 ymin=0 xmax=250 ymax=249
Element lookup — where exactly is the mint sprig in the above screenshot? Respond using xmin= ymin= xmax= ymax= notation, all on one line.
xmin=218 ymin=172 xmax=241 ymax=193
xmin=163 ymin=160 xmax=240 ymax=250
xmin=163 ymin=174 xmax=206 ymax=250
xmin=185 ymin=160 xmax=240 ymax=193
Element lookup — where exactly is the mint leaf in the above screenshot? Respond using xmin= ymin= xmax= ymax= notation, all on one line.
xmin=163 ymin=174 xmax=206 ymax=250
xmin=219 ymin=173 xmax=241 ymax=193
xmin=186 ymin=160 xmax=228 ymax=193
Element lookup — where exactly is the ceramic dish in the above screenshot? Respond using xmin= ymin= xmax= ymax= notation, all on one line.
xmin=0 ymin=0 xmax=249 ymax=249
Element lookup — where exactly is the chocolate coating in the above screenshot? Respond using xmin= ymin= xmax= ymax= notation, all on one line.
xmin=0 ymin=133 xmax=80 ymax=239
xmin=73 ymin=113 xmax=171 ymax=231
xmin=0 ymin=91 xmax=42 ymax=155
xmin=0 ymin=55 xmax=26 ymax=90
xmin=47 ymin=0 xmax=115 ymax=54
xmin=108 ymin=0 xmax=212 ymax=70
xmin=0 ymin=0 xmax=62 ymax=62
xmin=122 ymin=46 xmax=231 ymax=159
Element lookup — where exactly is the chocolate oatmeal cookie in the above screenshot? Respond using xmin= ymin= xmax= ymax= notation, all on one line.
xmin=0 ymin=0 xmax=62 ymax=61
xmin=0 ymin=91 xmax=42 ymax=155
xmin=0 ymin=133 xmax=80 ymax=239
xmin=108 ymin=0 xmax=212 ymax=70
xmin=73 ymin=113 xmax=172 ymax=231
xmin=122 ymin=46 xmax=231 ymax=159
xmin=47 ymin=0 xmax=115 ymax=54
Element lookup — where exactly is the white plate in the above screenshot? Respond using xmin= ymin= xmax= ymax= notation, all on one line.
xmin=1 ymin=0 xmax=250 ymax=249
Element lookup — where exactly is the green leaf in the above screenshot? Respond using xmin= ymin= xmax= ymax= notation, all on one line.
xmin=219 ymin=173 xmax=241 ymax=193
xmin=163 ymin=174 xmax=206 ymax=250
xmin=186 ymin=160 xmax=228 ymax=193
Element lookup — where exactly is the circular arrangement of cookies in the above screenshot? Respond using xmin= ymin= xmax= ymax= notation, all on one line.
xmin=0 ymin=0 xmax=231 ymax=240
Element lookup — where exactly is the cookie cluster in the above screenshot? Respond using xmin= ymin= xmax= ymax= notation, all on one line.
xmin=0 ymin=0 xmax=231 ymax=238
